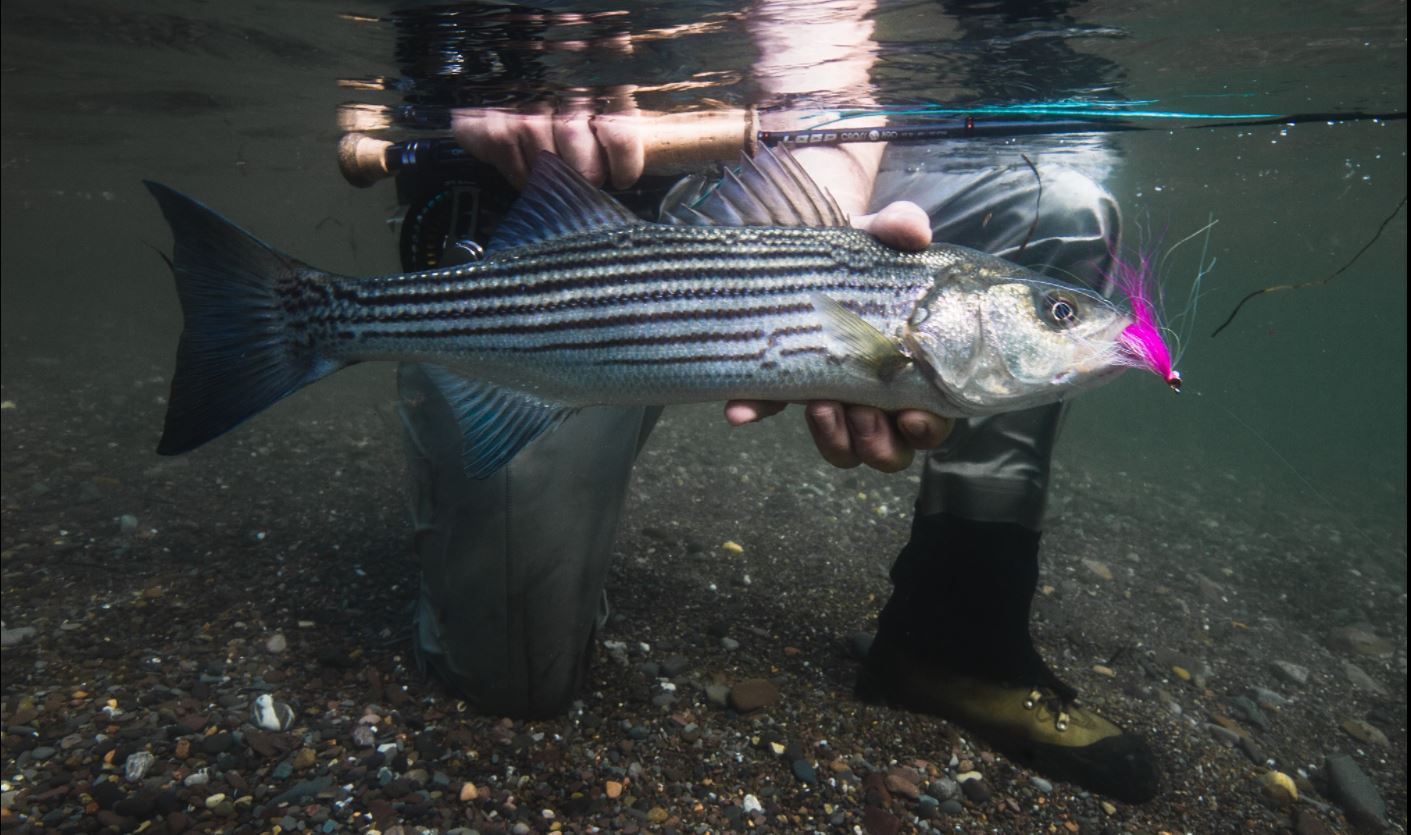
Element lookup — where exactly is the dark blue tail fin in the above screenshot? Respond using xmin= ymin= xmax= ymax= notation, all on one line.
xmin=145 ymin=182 xmax=343 ymax=455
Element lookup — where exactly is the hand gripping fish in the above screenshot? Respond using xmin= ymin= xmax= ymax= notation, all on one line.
xmin=146 ymin=146 xmax=1178 ymax=478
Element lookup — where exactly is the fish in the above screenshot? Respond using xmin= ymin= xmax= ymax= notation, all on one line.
xmin=146 ymin=145 xmax=1175 ymax=478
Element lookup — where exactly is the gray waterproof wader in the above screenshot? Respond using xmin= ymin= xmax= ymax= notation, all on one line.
xmin=400 ymin=149 xmax=1119 ymax=717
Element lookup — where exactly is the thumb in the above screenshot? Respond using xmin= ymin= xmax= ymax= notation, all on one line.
xmin=852 ymin=200 xmax=932 ymax=252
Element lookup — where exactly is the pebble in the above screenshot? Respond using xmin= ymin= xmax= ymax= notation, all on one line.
xmin=1324 ymin=754 xmax=1387 ymax=830
xmin=720 ymin=637 xmax=740 ymax=650
xmin=792 ymin=759 xmax=817 ymax=785
xmin=1238 ymin=735 xmax=1267 ymax=765
xmin=704 ymin=683 xmax=731 ymax=708
xmin=252 ymin=693 xmax=295 ymax=731
xmin=1029 ymin=776 xmax=1053 ymax=794
xmin=929 ymin=777 xmax=959 ymax=801
xmin=884 ymin=770 xmax=920 ymax=799
xmin=202 ymin=732 xmax=234 ymax=755
xmin=124 ymin=750 xmax=156 ymax=782
xmin=1340 ymin=717 xmax=1390 ymax=747
xmin=1260 ymin=770 xmax=1297 ymax=806
xmin=1229 ymin=695 xmax=1269 ymax=730
xmin=1272 ymin=660 xmax=1309 ymax=686
xmin=1341 ymin=661 xmax=1389 ymax=696
xmin=1082 ymin=559 xmax=1113 ymax=581
xmin=0 ymin=626 xmax=37 ymax=647
xmin=660 ymin=654 xmax=689 ymax=677
xmin=1207 ymin=724 xmax=1241 ymax=746
xmin=864 ymin=807 xmax=901 ymax=835
xmin=184 ymin=770 xmax=210 ymax=787
xmin=1091 ymin=664 xmax=1115 ymax=677
xmin=1250 ymin=686 xmax=1289 ymax=709
xmin=721 ymin=540 xmax=744 ymax=554
xmin=1292 ymin=808 xmax=1336 ymax=835
xmin=293 ymin=747 xmax=317 ymax=770
xmin=939 ymin=799 xmax=963 ymax=815
xmin=741 ymin=794 xmax=763 ymax=814
xmin=266 ymin=632 xmax=288 ymax=654
xmin=1327 ymin=626 xmax=1393 ymax=657
xmin=960 ymin=778 xmax=992 ymax=803
xmin=459 ymin=782 xmax=478 ymax=802
xmin=119 ymin=514 xmax=139 ymax=534
xmin=728 ymin=678 xmax=779 ymax=712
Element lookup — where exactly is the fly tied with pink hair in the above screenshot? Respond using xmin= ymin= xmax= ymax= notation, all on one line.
xmin=1110 ymin=252 xmax=1182 ymax=392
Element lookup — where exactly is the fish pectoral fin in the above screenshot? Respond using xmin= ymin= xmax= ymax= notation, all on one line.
xmin=810 ymin=293 xmax=913 ymax=382
xmin=420 ymin=365 xmax=576 ymax=479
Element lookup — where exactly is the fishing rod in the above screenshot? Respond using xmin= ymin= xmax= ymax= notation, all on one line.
xmin=337 ymin=104 xmax=1406 ymax=187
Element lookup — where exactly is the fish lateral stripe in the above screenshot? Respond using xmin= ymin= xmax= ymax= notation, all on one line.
xmin=333 ymin=249 xmax=914 ymax=309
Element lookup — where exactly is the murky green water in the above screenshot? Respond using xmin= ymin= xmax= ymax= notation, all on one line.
xmin=2 ymin=0 xmax=1404 ymax=553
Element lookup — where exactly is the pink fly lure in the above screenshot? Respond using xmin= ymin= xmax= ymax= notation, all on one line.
xmin=1109 ymin=252 xmax=1183 ymax=392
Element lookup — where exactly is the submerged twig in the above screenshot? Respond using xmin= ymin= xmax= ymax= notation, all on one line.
xmin=1210 ymin=195 xmax=1406 ymax=337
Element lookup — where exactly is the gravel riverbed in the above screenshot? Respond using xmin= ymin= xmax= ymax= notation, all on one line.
xmin=2 ymin=357 xmax=1405 ymax=834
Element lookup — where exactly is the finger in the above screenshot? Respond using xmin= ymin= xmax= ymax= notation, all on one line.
xmin=594 ymin=87 xmax=645 ymax=189
xmin=852 ymin=200 xmax=932 ymax=251
xmin=516 ymin=105 xmax=556 ymax=172
xmin=594 ymin=114 xmax=646 ymax=189
xmin=453 ymin=109 xmax=531 ymax=187
xmin=805 ymin=401 xmax=860 ymax=469
xmin=553 ymin=91 xmax=607 ymax=185
xmin=844 ymin=405 xmax=915 ymax=472
xmin=895 ymin=411 xmax=953 ymax=449
xmin=724 ymin=400 xmax=788 ymax=426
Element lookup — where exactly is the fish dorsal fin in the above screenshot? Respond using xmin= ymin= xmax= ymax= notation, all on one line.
xmin=419 ymin=364 xmax=576 ymax=479
xmin=810 ymin=293 xmax=913 ymax=381
xmin=661 ymin=144 xmax=848 ymax=228
xmin=489 ymin=151 xmax=641 ymax=251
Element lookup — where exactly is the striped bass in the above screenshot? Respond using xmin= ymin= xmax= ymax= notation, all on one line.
xmin=147 ymin=147 xmax=1173 ymax=477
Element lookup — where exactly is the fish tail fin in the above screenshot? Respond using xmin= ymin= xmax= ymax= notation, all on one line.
xmin=145 ymin=181 xmax=345 ymax=455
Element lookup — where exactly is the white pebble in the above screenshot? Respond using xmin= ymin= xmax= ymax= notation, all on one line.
xmin=124 ymin=751 xmax=155 ymax=782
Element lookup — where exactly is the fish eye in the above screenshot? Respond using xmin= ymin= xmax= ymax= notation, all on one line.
xmin=1044 ymin=292 xmax=1079 ymax=328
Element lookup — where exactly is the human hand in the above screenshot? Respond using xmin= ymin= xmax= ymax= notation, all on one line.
xmin=725 ymin=198 xmax=954 ymax=472
xmin=451 ymin=88 xmax=647 ymax=190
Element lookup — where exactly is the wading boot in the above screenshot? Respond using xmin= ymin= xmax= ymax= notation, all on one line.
xmin=857 ymin=512 xmax=1160 ymax=803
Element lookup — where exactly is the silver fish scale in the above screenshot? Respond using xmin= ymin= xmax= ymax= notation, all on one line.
xmin=316 ymin=224 xmax=975 ymax=409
